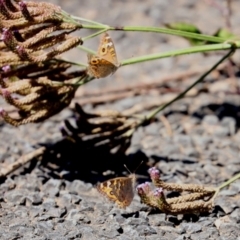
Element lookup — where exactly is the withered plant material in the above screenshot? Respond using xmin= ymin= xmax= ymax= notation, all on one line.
xmin=61 ymin=103 xmax=141 ymax=154
xmin=0 ymin=0 xmax=87 ymax=126
xmin=149 ymin=167 xmax=215 ymax=194
xmin=136 ymin=167 xmax=216 ymax=214
xmin=0 ymin=147 xmax=46 ymax=178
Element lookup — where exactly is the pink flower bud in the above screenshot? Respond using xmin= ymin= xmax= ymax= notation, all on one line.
xmin=16 ymin=45 xmax=29 ymax=60
xmin=153 ymin=188 xmax=164 ymax=197
xmin=1 ymin=28 xmax=16 ymax=50
xmin=136 ymin=182 xmax=151 ymax=194
xmin=19 ymin=1 xmax=32 ymax=21
xmin=148 ymin=167 xmax=160 ymax=180
xmin=1 ymin=28 xmax=12 ymax=41
xmin=0 ymin=108 xmax=6 ymax=117
xmin=2 ymin=65 xmax=11 ymax=72
xmin=1 ymin=88 xmax=10 ymax=98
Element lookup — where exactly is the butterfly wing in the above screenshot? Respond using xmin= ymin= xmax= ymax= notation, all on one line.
xmin=97 ymin=32 xmax=119 ymax=66
xmin=87 ymin=32 xmax=119 ymax=78
xmin=87 ymin=53 xmax=117 ymax=78
xmin=97 ymin=175 xmax=135 ymax=208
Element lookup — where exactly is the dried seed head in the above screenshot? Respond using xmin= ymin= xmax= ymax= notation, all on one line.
xmin=16 ymin=45 xmax=30 ymax=60
xmin=0 ymin=0 xmax=11 ymax=19
xmin=0 ymin=0 xmax=85 ymax=126
xmin=0 ymin=0 xmax=82 ymax=68
xmin=4 ymin=0 xmax=18 ymax=12
xmin=18 ymin=1 xmax=33 ymax=21
xmin=1 ymin=28 xmax=18 ymax=50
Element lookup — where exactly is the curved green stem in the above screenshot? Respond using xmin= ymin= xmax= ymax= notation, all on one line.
xmin=145 ymin=48 xmax=235 ymax=121
xmin=121 ymin=26 xmax=226 ymax=43
xmin=121 ymin=43 xmax=239 ymax=66
xmin=80 ymin=24 xmax=227 ymax=43
xmin=218 ymin=172 xmax=240 ymax=191
xmin=213 ymin=172 xmax=240 ymax=200
xmin=82 ymin=29 xmax=109 ymax=41
xmin=69 ymin=16 xmax=108 ymax=27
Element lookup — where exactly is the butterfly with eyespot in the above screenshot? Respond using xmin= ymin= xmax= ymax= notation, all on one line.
xmin=87 ymin=32 xmax=120 ymax=78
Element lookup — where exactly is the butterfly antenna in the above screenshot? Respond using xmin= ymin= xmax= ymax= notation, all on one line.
xmin=134 ymin=160 xmax=144 ymax=173
xmin=123 ymin=164 xmax=132 ymax=174
xmin=123 ymin=161 xmax=144 ymax=174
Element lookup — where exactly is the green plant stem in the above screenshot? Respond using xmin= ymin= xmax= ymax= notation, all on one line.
xmin=69 ymin=15 xmax=108 ymax=27
xmin=145 ymin=48 xmax=235 ymax=121
xmin=212 ymin=172 xmax=240 ymax=200
xmin=121 ymin=26 xmax=226 ymax=43
xmin=79 ymin=24 xmax=240 ymax=66
xmin=77 ymin=45 xmax=96 ymax=55
xmin=121 ymin=43 xmax=239 ymax=66
xmin=82 ymin=29 xmax=109 ymax=41
xmin=81 ymin=24 xmax=227 ymax=43
xmin=218 ymin=172 xmax=240 ymax=191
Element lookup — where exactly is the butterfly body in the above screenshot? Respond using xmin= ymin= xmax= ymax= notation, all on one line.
xmin=97 ymin=174 xmax=136 ymax=208
xmin=87 ymin=32 xmax=119 ymax=78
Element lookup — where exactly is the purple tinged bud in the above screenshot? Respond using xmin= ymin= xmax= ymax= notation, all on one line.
xmin=148 ymin=167 xmax=156 ymax=173
xmin=16 ymin=45 xmax=29 ymax=60
xmin=2 ymin=65 xmax=11 ymax=72
xmin=1 ymin=28 xmax=17 ymax=50
xmin=1 ymin=88 xmax=10 ymax=97
xmin=0 ymin=0 xmax=6 ymax=5
xmin=153 ymin=188 xmax=164 ymax=197
xmin=136 ymin=185 xmax=144 ymax=195
xmin=136 ymin=182 xmax=151 ymax=194
xmin=18 ymin=1 xmax=27 ymax=10
xmin=16 ymin=45 xmax=23 ymax=52
xmin=142 ymin=182 xmax=151 ymax=193
xmin=0 ymin=108 xmax=6 ymax=117
xmin=19 ymin=1 xmax=32 ymax=21
xmin=2 ymin=28 xmax=13 ymax=41
xmin=148 ymin=167 xmax=160 ymax=180
xmin=136 ymin=183 xmax=144 ymax=190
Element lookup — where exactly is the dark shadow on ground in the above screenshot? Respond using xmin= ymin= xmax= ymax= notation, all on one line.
xmin=37 ymin=139 xmax=152 ymax=185
xmin=192 ymin=102 xmax=240 ymax=128
xmin=33 ymin=101 xmax=240 ymax=184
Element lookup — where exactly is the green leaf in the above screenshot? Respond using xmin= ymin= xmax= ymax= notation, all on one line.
xmin=165 ymin=22 xmax=204 ymax=46
xmin=205 ymin=28 xmax=237 ymax=44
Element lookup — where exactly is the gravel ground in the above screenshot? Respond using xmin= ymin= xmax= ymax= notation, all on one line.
xmin=1 ymin=0 xmax=240 ymax=239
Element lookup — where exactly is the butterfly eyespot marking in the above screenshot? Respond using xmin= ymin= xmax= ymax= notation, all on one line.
xmin=87 ymin=32 xmax=119 ymax=78
xmin=101 ymin=47 xmax=106 ymax=53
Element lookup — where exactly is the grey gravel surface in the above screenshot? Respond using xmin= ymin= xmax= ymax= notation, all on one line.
xmin=1 ymin=1 xmax=240 ymax=240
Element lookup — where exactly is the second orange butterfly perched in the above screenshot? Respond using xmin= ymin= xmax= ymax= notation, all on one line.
xmin=96 ymin=163 xmax=144 ymax=208
xmin=87 ymin=32 xmax=120 ymax=78
xmin=97 ymin=173 xmax=136 ymax=208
